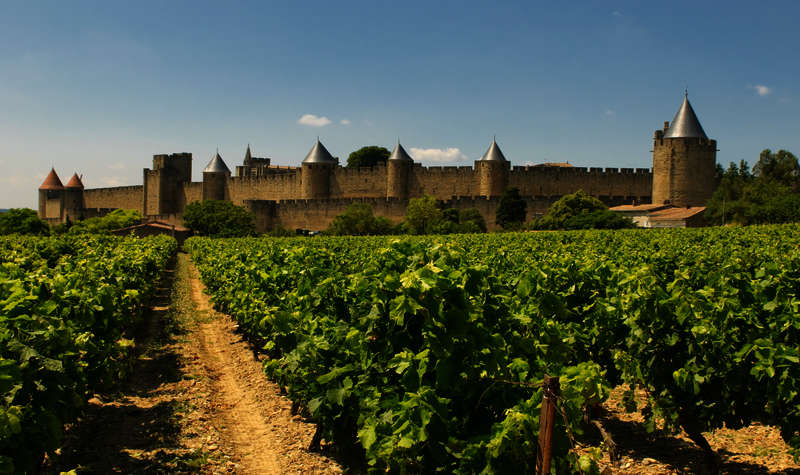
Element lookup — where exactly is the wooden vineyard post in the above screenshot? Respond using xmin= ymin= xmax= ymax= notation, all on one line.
xmin=536 ymin=375 xmax=561 ymax=475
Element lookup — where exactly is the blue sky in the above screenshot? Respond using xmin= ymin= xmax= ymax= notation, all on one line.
xmin=1 ymin=1 xmax=798 ymax=208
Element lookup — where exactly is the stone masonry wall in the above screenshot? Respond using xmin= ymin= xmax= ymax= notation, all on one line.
xmin=83 ymin=186 xmax=144 ymax=212
xmin=227 ymin=172 xmax=301 ymax=205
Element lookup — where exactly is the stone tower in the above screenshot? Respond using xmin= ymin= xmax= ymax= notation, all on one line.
xmin=38 ymin=168 xmax=64 ymax=220
xmin=301 ymin=139 xmax=337 ymax=199
xmin=202 ymin=151 xmax=231 ymax=201
xmin=386 ymin=142 xmax=413 ymax=199
xmin=63 ymin=173 xmax=85 ymax=222
xmin=476 ymin=137 xmax=510 ymax=197
xmin=143 ymin=153 xmax=193 ymax=215
xmin=652 ymin=93 xmax=717 ymax=207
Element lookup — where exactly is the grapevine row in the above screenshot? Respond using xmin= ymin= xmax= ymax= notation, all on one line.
xmin=187 ymin=225 xmax=800 ymax=472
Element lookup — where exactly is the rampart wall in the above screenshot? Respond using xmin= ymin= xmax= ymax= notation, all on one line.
xmin=227 ymin=171 xmax=302 ymax=205
xmin=329 ymin=165 xmax=388 ymax=198
xmin=410 ymin=165 xmax=476 ymax=199
xmin=83 ymin=186 xmax=143 ymax=212
xmin=183 ymin=182 xmax=202 ymax=206
xmin=508 ymin=166 xmax=652 ymax=201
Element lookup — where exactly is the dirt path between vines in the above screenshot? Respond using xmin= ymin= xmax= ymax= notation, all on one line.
xmin=187 ymin=258 xmax=340 ymax=474
xmin=48 ymin=253 xmax=340 ymax=474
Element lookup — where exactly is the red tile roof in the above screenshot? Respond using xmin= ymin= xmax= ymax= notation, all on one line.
xmin=65 ymin=173 xmax=84 ymax=189
xmin=648 ymin=207 xmax=706 ymax=221
xmin=39 ymin=168 xmax=64 ymax=190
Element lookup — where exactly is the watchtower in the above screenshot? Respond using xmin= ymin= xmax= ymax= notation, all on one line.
xmin=476 ymin=137 xmax=510 ymax=197
xmin=38 ymin=168 xmax=64 ymax=221
xmin=652 ymin=93 xmax=717 ymax=207
xmin=386 ymin=142 xmax=413 ymax=199
xmin=143 ymin=152 xmax=193 ymax=215
xmin=202 ymin=151 xmax=231 ymax=201
xmin=63 ymin=173 xmax=85 ymax=222
xmin=301 ymin=139 xmax=337 ymax=199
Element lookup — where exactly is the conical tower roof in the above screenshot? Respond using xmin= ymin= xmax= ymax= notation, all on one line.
xmin=664 ymin=93 xmax=708 ymax=139
xmin=204 ymin=151 xmax=231 ymax=173
xmin=244 ymin=144 xmax=252 ymax=162
xmin=480 ymin=137 xmax=508 ymax=162
xmin=39 ymin=168 xmax=64 ymax=190
xmin=388 ymin=142 xmax=414 ymax=162
xmin=65 ymin=173 xmax=84 ymax=189
xmin=302 ymin=139 xmax=337 ymax=164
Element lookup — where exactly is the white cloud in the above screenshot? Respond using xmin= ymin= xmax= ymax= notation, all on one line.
xmin=612 ymin=10 xmax=622 ymax=16
xmin=107 ymin=162 xmax=126 ymax=170
xmin=605 ymin=109 xmax=616 ymax=116
xmin=340 ymin=119 xmax=351 ymax=125
xmin=297 ymin=114 xmax=332 ymax=127
xmin=100 ymin=176 xmax=126 ymax=187
xmin=753 ymin=84 xmax=771 ymax=96
xmin=409 ymin=147 xmax=468 ymax=163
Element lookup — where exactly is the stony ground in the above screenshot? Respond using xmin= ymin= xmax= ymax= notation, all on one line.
xmin=44 ymin=252 xmax=800 ymax=474
xmin=578 ymin=386 xmax=800 ymax=474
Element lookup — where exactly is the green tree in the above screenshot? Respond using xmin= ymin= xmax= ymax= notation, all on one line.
xmin=326 ymin=203 xmax=397 ymax=235
xmin=495 ymin=187 xmax=527 ymax=229
xmin=532 ymin=190 xmax=634 ymax=230
xmin=183 ymin=200 xmax=256 ymax=237
xmin=67 ymin=209 xmax=143 ymax=234
xmin=346 ymin=146 xmax=390 ymax=168
xmin=705 ymin=150 xmax=800 ymax=225
xmin=404 ymin=195 xmax=443 ymax=234
xmin=753 ymin=149 xmax=800 ymax=187
xmin=459 ymin=208 xmax=487 ymax=232
xmin=0 ymin=208 xmax=49 ymax=235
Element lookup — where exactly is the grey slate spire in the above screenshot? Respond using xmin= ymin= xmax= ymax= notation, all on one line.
xmin=388 ymin=142 xmax=414 ymax=162
xmin=664 ymin=92 xmax=708 ymax=139
xmin=204 ymin=151 xmax=231 ymax=173
xmin=480 ymin=136 xmax=508 ymax=162
xmin=302 ymin=139 xmax=337 ymax=164
xmin=244 ymin=144 xmax=252 ymax=162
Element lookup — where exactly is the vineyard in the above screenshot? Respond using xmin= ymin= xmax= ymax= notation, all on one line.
xmin=0 ymin=235 xmax=177 ymax=473
xmin=186 ymin=225 xmax=800 ymax=473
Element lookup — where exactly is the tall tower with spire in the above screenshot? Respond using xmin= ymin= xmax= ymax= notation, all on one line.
xmin=652 ymin=93 xmax=717 ymax=207
xmin=63 ymin=173 xmax=85 ymax=222
xmin=202 ymin=151 xmax=231 ymax=201
xmin=386 ymin=142 xmax=414 ymax=199
xmin=38 ymin=168 xmax=64 ymax=221
xmin=301 ymin=139 xmax=337 ymax=199
xmin=476 ymin=137 xmax=510 ymax=197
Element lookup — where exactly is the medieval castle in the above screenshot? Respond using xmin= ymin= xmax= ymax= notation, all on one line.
xmin=37 ymin=94 xmax=716 ymax=232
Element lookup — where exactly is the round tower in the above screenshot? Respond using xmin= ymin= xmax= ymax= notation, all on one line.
xmin=386 ymin=142 xmax=413 ymax=199
xmin=202 ymin=151 xmax=231 ymax=201
xmin=63 ymin=173 xmax=85 ymax=222
xmin=38 ymin=168 xmax=64 ymax=220
xmin=476 ymin=137 xmax=510 ymax=197
xmin=301 ymin=139 xmax=337 ymax=199
xmin=652 ymin=93 xmax=717 ymax=207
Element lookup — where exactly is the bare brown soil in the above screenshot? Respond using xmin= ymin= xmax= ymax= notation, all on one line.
xmin=579 ymin=385 xmax=800 ymax=474
xmin=47 ymin=253 xmax=339 ymax=474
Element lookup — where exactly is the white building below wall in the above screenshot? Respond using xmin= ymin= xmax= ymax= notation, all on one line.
xmin=610 ymin=204 xmax=707 ymax=228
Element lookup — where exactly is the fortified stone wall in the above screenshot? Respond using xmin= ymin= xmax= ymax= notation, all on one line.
xmin=329 ymin=165 xmax=388 ymax=198
xmin=183 ymin=182 xmax=202 ymax=206
xmin=508 ymin=166 xmax=652 ymax=201
xmin=83 ymin=186 xmax=144 ymax=212
xmin=409 ymin=165 xmax=476 ymax=199
xmin=227 ymin=172 xmax=302 ymax=205
xmin=262 ymin=197 xmax=409 ymax=232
